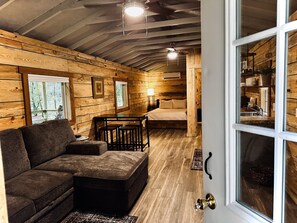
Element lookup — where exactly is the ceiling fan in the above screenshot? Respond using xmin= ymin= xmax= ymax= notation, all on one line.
xmin=167 ymin=43 xmax=188 ymax=60
xmin=84 ymin=0 xmax=175 ymax=34
xmin=84 ymin=0 xmax=175 ymax=17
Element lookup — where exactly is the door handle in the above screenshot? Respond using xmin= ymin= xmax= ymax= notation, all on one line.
xmin=204 ymin=152 xmax=212 ymax=180
xmin=194 ymin=193 xmax=216 ymax=210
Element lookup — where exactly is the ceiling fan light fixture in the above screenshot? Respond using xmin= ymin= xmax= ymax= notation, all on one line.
xmin=124 ymin=1 xmax=145 ymax=17
xmin=167 ymin=51 xmax=178 ymax=60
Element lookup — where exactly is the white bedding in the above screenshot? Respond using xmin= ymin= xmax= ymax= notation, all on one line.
xmin=147 ymin=108 xmax=187 ymax=121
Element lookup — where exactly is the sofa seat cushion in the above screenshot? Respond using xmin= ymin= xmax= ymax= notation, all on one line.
xmin=6 ymin=194 xmax=36 ymax=223
xmin=20 ymin=119 xmax=76 ymax=167
xmin=35 ymin=151 xmax=148 ymax=190
xmin=0 ymin=129 xmax=31 ymax=181
xmin=5 ymin=170 xmax=73 ymax=211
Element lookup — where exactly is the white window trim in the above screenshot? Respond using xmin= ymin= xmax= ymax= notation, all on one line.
xmin=225 ymin=0 xmax=296 ymax=223
xmin=28 ymin=74 xmax=69 ymax=83
xmin=115 ymin=80 xmax=129 ymax=111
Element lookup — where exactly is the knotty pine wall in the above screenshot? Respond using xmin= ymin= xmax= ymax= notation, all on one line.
xmin=244 ymin=36 xmax=276 ymax=117
xmin=0 ymin=29 xmax=148 ymax=138
xmin=147 ymin=69 xmax=201 ymax=109
xmin=147 ymin=71 xmax=187 ymax=102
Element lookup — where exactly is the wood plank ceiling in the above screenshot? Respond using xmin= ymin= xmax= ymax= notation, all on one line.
xmin=0 ymin=0 xmax=201 ymax=73
xmin=0 ymin=0 xmax=279 ymax=73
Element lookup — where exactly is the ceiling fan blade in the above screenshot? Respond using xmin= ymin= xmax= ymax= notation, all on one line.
xmin=166 ymin=47 xmax=175 ymax=51
xmin=146 ymin=2 xmax=174 ymax=15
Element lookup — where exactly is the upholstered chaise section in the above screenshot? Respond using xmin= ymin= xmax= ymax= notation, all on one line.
xmin=20 ymin=119 xmax=76 ymax=167
xmin=35 ymin=151 xmax=148 ymax=212
xmin=6 ymin=195 xmax=36 ymax=223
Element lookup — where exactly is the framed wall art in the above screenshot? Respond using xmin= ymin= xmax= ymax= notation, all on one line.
xmin=92 ymin=77 xmax=104 ymax=98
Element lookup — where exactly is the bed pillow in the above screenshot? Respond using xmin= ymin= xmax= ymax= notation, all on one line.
xmin=159 ymin=100 xmax=173 ymax=109
xmin=172 ymin=99 xmax=187 ymax=109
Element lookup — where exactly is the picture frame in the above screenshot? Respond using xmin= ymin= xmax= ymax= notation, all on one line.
xmin=92 ymin=77 xmax=104 ymax=98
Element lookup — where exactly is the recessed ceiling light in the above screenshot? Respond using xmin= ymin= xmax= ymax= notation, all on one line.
xmin=124 ymin=1 xmax=145 ymax=17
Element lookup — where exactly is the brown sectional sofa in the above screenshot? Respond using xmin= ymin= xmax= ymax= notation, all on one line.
xmin=0 ymin=119 xmax=148 ymax=223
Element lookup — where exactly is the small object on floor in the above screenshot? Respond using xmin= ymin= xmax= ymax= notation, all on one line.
xmin=191 ymin=149 xmax=203 ymax=171
xmin=61 ymin=211 xmax=138 ymax=223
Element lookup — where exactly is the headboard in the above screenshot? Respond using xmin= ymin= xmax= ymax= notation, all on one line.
xmin=156 ymin=99 xmax=187 ymax=108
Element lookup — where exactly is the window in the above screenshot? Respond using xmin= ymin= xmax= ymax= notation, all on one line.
xmin=21 ymin=68 xmax=75 ymax=125
xmin=114 ymin=78 xmax=129 ymax=112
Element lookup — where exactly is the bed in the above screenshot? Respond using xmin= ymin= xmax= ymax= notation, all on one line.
xmin=147 ymin=99 xmax=188 ymax=129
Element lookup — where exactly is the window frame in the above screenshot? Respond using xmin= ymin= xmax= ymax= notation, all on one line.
xmin=20 ymin=67 xmax=76 ymax=125
xmin=113 ymin=77 xmax=130 ymax=113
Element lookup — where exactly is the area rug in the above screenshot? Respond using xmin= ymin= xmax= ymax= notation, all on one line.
xmin=61 ymin=211 xmax=138 ymax=223
xmin=191 ymin=149 xmax=203 ymax=171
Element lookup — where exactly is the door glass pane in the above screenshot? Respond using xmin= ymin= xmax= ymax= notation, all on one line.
xmin=285 ymin=141 xmax=297 ymax=223
xmin=238 ymin=37 xmax=276 ymax=128
xmin=286 ymin=30 xmax=297 ymax=132
xmin=237 ymin=131 xmax=274 ymax=219
xmin=238 ymin=0 xmax=277 ymax=38
xmin=288 ymin=0 xmax=297 ymax=22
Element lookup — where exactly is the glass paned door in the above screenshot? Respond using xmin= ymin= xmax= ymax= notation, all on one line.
xmin=222 ymin=0 xmax=297 ymax=222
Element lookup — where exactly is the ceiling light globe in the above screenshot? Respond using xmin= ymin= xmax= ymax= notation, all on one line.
xmin=124 ymin=2 xmax=144 ymax=17
xmin=167 ymin=51 xmax=178 ymax=60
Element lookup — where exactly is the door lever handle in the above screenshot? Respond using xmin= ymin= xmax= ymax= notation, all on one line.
xmin=204 ymin=152 xmax=212 ymax=180
xmin=194 ymin=193 xmax=216 ymax=210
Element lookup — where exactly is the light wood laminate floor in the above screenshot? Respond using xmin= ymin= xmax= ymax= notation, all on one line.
xmin=130 ymin=128 xmax=204 ymax=223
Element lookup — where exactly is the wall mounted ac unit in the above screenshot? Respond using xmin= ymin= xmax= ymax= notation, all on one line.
xmin=163 ymin=72 xmax=181 ymax=80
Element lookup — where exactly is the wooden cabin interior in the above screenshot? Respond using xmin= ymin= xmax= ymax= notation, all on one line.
xmin=0 ymin=0 xmax=296 ymax=223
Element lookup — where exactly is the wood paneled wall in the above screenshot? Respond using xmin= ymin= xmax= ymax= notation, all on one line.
xmin=245 ymin=36 xmax=276 ymax=117
xmin=0 ymin=29 xmax=148 ymax=138
xmin=147 ymin=71 xmax=187 ymax=101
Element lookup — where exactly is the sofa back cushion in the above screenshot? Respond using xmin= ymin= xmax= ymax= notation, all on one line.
xmin=0 ymin=129 xmax=31 ymax=181
xmin=20 ymin=119 xmax=76 ymax=167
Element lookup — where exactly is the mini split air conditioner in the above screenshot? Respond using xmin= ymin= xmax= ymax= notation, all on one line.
xmin=163 ymin=72 xmax=181 ymax=80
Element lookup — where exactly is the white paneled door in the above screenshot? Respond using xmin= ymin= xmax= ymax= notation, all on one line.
xmin=201 ymin=0 xmax=297 ymax=223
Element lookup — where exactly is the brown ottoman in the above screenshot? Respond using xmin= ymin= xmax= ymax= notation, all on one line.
xmin=35 ymin=151 xmax=148 ymax=214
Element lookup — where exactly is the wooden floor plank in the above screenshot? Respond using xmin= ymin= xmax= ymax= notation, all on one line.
xmin=130 ymin=128 xmax=203 ymax=223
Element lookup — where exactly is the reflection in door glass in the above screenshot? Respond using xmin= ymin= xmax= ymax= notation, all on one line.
xmin=286 ymin=31 xmax=297 ymax=132
xmin=285 ymin=141 xmax=297 ymax=223
xmin=238 ymin=0 xmax=276 ymax=38
xmin=238 ymin=38 xmax=276 ymax=129
xmin=288 ymin=0 xmax=297 ymax=22
xmin=237 ymin=131 xmax=274 ymax=220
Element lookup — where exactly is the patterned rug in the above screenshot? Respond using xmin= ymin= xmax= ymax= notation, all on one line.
xmin=191 ymin=149 xmax=203 ymax=171
xmin=61 ymin=211 xmax=138 ymax=223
